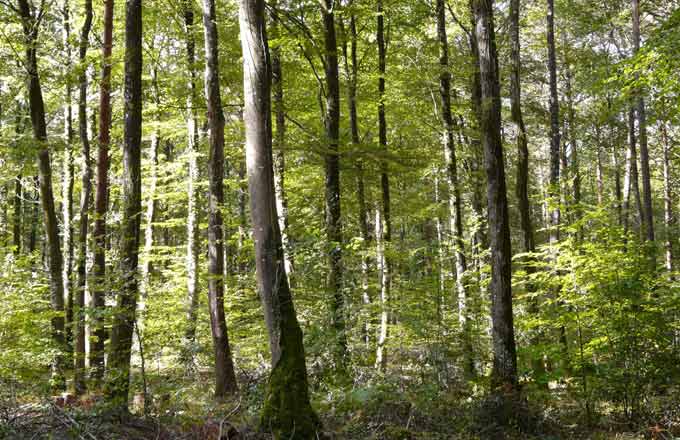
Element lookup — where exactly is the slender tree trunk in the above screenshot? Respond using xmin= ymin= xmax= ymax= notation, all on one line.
xmin=270 ymin=1 xmax=293 ymax=283
xmin=340 ymin=8 xmax=372 ymax=346
xmin=202 ymin=0 xmax=238 ymax=397
xmin=661 ymin=122 xmax=673 ymax=272
xmin=623 ymin=109 xmax=642 ymax=237
xmin=103 ymin=0 xmax=142 ymax=408
xmin=73 ymin=0 xmax=93 ymax=395
xmin=91 ymin=0 xmax=113 ymax=382
xmin=321 ymin=0 xmax=346 ymax=363
xmin=472 ymin=0 xmax=518 ymax=391
xmin=547 ymin=0 xmax=561 ymax=246
xmin=140 ymin=63 xmax=160 ymax=308
xmin=238 ymin=1 xmax=319 ymax=436
xmin=18 ymin=0 xmax=67 ymax=392
xmin=62 ymin=1 xmax=75 ymax=366
xmin=13 ymin=174 xmax=22 ymax=255
xmin=596 ymin=125 xmax=604 ymax=206
xmin=183 ymin=0 xmax=200 ymax=363
xmin=510 ymin=0 xmax=545 ymax=383
xmin=436 ymin=0 xmax=472 ymax=377
xmin=611 ymin=103 xmax=623 ymax=226
xmin=375 ymin=0 xmax=392 ymax=372
xmin=632 ymin=0 xmax=654 ymax=243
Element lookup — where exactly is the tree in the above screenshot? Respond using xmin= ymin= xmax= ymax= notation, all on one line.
xmin=631 ymin=0 xmax=654 ymax=244
xmin=375 ymin=0 xmax=392 ymax=372
xmin=546 ymin=0 xmax=561 ymax=245
xmin=471 ymin=0 xmax=518 ymax=391
xmin=339 ymin=3 xmax=371 ymax=346
xmin=270 ymin=0 xmax=293 ymax=282
xmin=91 ymin=0 xmax=114 ymax=382
xmin=182 ymin=0 xmax=201 ymax=364
xmin=321 ymin=0 xmax=347 ymax=363
xmin=435 ymin=0 xmax=472 ymax=377
xmin=17 ymin=0 xmax=67 ymax=392
xmin=202 ymin=0 xmax=238 ymax=397
xmin=103 ymin=0 xmax=143 ymax=408
xmin=238 ymin=0 xmax=319 ymax=436
xmin=74 ymin=0 xmax=93 ymax=395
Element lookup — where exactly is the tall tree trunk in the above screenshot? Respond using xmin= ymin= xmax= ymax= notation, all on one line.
xmin=661 ymin=122 xmax=673 ymax=272
xmin=436 ymin=0 xmax=472 ymax=378
xmin=103 ymin=0 xmax=142 ymax=408
xmin=202 ymin=0 xmax=238 ymax=397
xmin=140 ymin=63 xmax=160 ymax=310
xmin=183 ymin=0 xmax=200 ymax=364
xmin=510 ymin=0 xmax=544 ymax=382
xmin=18 ymin=0 xmax=67 ymax=392
xmin=471 ymin=0 xmax=518 ymax=391
xmin=375 ymin=0 xmax=392 ymax=372
xmin=546 ymin=0 xmax=561 ymax=245
xmin=62 ymin=0 xmax=75 ymax=364
xmin=74 ymin=0 xmax=93 ymax=395
xmin=91 ymin=0 xmax=113 ymax=382
xmin=238 ymin=0 xmax=319 ymax=436
xmin=632 ymin=0 xmax=654 ymax=244
xmin=321 ymin=0 xmax=346 ymax=363
xmin=340 ymin=8 xmax=371 ymax=346
xmin=270 ymin=1 xmax=293 ymax=283
xmin=13 ymin=173 xmax=22 ymax=255
xmin=623 ymin=109 xmax=642 ymax=237
xmin=596 ymin=125 xmax=604 ymax=206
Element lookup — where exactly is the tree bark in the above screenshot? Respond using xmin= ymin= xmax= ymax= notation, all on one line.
xmin=546 ymin=0 xmax=561 ymax=245
xmin=183 ymin=0 xmax=200 ymax=364
xmin=471 ymin=0 xmax=518 ymax=390
xmin=91 ymin=0 xmax=113 ymax=382
xmin=270 ymin=1 xmax=294 ymax=283
xmin=375 ymin=0 xmax=392 ymax=372
xmin=340 ymin=7 xmax=372 ymax=346
xmin=238 ymin=0 xmax=319 ymax=436
xmin=632 ymin=0 xmax=654 ymax=243
xmin=74 ymin=0 xmax=93 ymax=396
xmin=13 ymin=173 xmax=22 ymax=255
xmin=661 ymin=122 xmax=673 ymax=272
xmin=62 ymin=1 xmax=75 ymax=366
xmin=18 ymin=0 xmax=67 ymax=392
xmin=202 ymin=0 xmax=238 ymax=397
xmin=321 ymin=0 xmax=346 ymax=363
xmin=103 ymin=0 xmax=142 ymax=409
xmin=623 ymin=108 xmax=643 ymax=237
xmin=436 ymin=0 xmax=472 ymax=377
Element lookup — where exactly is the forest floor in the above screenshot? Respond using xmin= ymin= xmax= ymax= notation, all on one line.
xmin=1 ymin=375 xmax=679 ymax=439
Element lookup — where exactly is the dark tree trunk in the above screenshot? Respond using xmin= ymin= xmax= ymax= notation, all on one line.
xmin=62 ymin=1 xmax=75 ymax=366
xmin=270 ymin=1 xmax=293 ymax=282
xmin=623 ymin=109 xmax=642 ymax=237
xmin=661 ymin=122 xmax=673 ymax=272
xmin=632 ymin=0 xmax=654 ymax=244
xmin=13 ymin=174 xmax=21 ymax=255
xmin=238 ymin=0 xmax=319 ymax=436
xmin=546 ymin=0 xmax=561 ymax=245
xmin=91 ymin=0 xmax=114 ymax=382
xmin=436 ymin=0 xmax=472 ymax=378
xmin=103 ymin=0 xmax=142 ymax=409
xmin=183 ymin=0 xmax=200 ymax=364
xmin=321 ymin=0 xmax=346 ymax=363
xmin=18 ymin=0 xmax=67 ymax=392
xmin=375 ymin=0 xmax=392 ymax=372
xmin=471 ymin=0 xmax=518 ymax=391
xmin=340 ymin=7 xmax=372 ymax=346
xmin=74 ymin=0 xmax=93 ymax=395
xmin=509 ymin=0 xmax=544 ymax=382
xmin=202 ymin=0 xmax=238 ymax=397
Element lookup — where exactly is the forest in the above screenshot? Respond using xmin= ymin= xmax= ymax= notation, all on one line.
xmin=0 ymin=0 xmax=679 ymax=437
